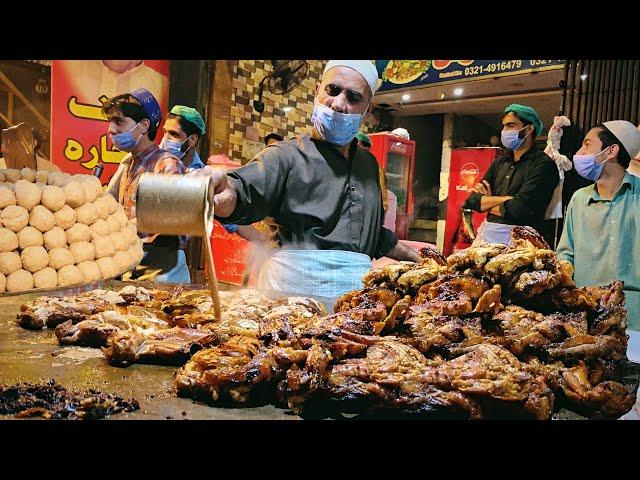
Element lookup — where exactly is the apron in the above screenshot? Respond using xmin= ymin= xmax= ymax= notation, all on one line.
xmin=257 ymin=249 xmax=372 ymax=299
xmin=471 ymin=221 xmax=515 ymax=246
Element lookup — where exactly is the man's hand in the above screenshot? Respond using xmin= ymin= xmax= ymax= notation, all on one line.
xmin=385 ymin=241 xmax=422 ymax=263
xmin=188 ymin=166 xmax=238 ymax=218
xmin=472 ymin=180 xmax=492 ymax=196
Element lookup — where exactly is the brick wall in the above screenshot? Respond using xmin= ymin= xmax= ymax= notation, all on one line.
xmin=209 ymin=60 xmax=326 ymax=164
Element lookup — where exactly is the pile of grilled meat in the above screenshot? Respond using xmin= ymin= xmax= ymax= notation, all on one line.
xmin=16 ymin=226 xmax=637 ymax=419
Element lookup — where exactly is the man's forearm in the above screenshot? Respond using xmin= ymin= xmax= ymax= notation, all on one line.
xmin=236 ymin=225 xmax=268 ymax=242
xmin=480 ymin=195 xmax=513 ymax=212
xmin=489 ymin=205 xmax=503 ymax=216
xmin=385 ymin=241 xmax=422 ymax=263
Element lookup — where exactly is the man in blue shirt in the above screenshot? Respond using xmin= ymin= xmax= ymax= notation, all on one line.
xmin=160 ymin=105 xmax=206 ymax=172
xmin=556 ymin=120 xmax=640 ymax=331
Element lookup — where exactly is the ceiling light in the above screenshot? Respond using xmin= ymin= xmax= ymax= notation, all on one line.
xmin=283 ymin=106 xmax=293 ymax=113
xmin=401 ymin=93 xmax=411 ymax=102
xmin=453 ymin=88 xmax=463 ymax=96
xmin=580 ymin=74 xmax=588 ymax=81
xmin=438 ymin=92 xmax=446 ymax=100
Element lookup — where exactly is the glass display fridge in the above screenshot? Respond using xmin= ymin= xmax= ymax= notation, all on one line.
xmin=369 ymin=132 xmax=416 ymax=239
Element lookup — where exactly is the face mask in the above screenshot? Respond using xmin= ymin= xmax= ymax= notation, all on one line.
xmin=160 ymin=137 xmax=190 ymax=159
xmin=573 ymin=147 xmax=610 ymax=181
xmin=111 ymin=122 xmax=143 ymax=152
xmin=311 ymin=102 xmax=365 ymax=146
xmin=501 ymin=125 xmax=530 ymax=151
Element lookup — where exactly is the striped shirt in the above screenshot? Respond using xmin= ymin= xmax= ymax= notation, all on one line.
xmin=118 ymin=144 xmax=184 ymax=242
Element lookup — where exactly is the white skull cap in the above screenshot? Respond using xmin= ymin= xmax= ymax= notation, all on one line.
xmin=391 ymin=127 xmax=410 ymax=140
xmin=323 ymin=60 xmax=380 ymax=96
xmin=602 ymin=120 xmax=640 ymax=159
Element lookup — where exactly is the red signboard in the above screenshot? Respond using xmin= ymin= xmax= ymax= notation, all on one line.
xmin=51 ymin=60 xmax=170 ymax=184
xmin=443 ymin=148 xmax=499 ymax=256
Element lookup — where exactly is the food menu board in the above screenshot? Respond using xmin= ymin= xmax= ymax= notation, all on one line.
xmin=376 ymin=60 xmax=565 ymax=92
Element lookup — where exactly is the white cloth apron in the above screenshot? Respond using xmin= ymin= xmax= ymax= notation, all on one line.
xmin=257 ymin=249 xmax=372 ymax=299
xmin=471 ymin=221 xmax=515 ymax=246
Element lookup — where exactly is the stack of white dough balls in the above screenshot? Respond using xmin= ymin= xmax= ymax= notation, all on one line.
xmin=0 ymin=168 xmax=144 ymax=292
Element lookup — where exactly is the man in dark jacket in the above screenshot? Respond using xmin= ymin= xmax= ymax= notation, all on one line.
xmin=463 ymin=103 xmax=559 ymax=245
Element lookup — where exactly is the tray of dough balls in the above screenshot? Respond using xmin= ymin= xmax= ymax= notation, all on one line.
xmin=0 ymin=168 xmax=144 ymax=295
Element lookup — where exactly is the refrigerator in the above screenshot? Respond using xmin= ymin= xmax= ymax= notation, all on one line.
xmin=443 ymin=147 xmax=501 ymax=256
xmin=369 ymin=132 xmax=416 ymax=240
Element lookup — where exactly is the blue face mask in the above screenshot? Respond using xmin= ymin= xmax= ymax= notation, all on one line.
xmin=501 ymin=126 xmax=530 ymax=151
xmin=573 ymin=147 xmax=610 ymax=181
xmin=111 ymin=122 xmax=143 ymax=152
xmin=311 ymin=102 xmax=365 ymax=146
xmin=160 ymin=137 xmax=190 ymax=159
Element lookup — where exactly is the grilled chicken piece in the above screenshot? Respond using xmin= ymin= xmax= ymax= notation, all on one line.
xmin=362 ymin=261 xmax=416 ymax=288
xmin=512 ymin=268 xmax=575 ymax=298
xmin=258 ymin=299 xmax=328 ymax=347
xmin=517 ymin=283 xmax=617 ymax=314
xmin=484 ymin=249 xmax=537 ymax=281
xmin=333 ymin=288 xmax=411 ymax=333
xmin=170 ymin=312 xmax=217 ymax=329
xmin=420 ymin=344 xmax=555 ymax=419
xmin=175 ymin=336 xmax=300 ymax=405
xmin=590 ymin=306 xmax=627 ymax=335
xmin=484 ymin=306 xmax=588 ymax=357
xmin=54 ymin=307 xmax=171 ymax=347
xmin=55 ymin=320 xmax=121 ymax=348
xmin=399 ymin=312 xmax=483 ymax=355
xmin=277 ymin=344 xmax=333 ymax=411
xmin=327 ymin=342 xmax=554 ymax=419
xmin=592 ymin=280 xmax=626 ymax=308
xmin=560 ymin=361 xmax=635 ymax=418
xmin=334 ymin=288 xmax=401 ymax=313
xmin=428 ymin=275 xmax=491 ymax=302
xmin=326 ymin=340 xmax=481 ymax=418
xmin=205 ymin=301 xmax=274 ymax=339
xmin=412 ymin=274 xmax=493 ymax=316
xmin=17 ymin=290 xmax=129 ymax=330
xmin=521 ymin=357 xmax=565 ymax=391
xmin=17 ymin=286 xmax=170 ymax=330
xmin=419 ymin=246 xmax=447 ymax=265
xmin=473 ymin=285 xmax=502 ymax=314
xmin=299 ymin=311 xmax=387 ymax=359
xmin=161 ymin=289 xmax=260 ymax=318
xmin=396 ymin=261 xmax=445 ymax=293
xmin=519 ymin=281 xmax=624 ymax=316
xmin=118 ymin=285 xmax=173 ymax=307
xmin=510 ymin=225 xmax=551 ymax=250
xmin=447 ymin=244 xmax=509 ymax=271
xmin=547 ymin=334 xmax=627 ymax=361
xmin=104 ymin=327 xmax=220 ymax=367
xmin=272 ymin=296 xmax=327 ymax=316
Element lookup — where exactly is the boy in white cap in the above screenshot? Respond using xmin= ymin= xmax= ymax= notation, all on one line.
xmin=195 ymin=60 xmax=421 ymax=298
xmin=557 ymin=120 xmax=640 ymax=330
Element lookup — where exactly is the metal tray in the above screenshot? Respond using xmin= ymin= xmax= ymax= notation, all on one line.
xmin=0 ymin=274 xmax=123 ymax=299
